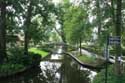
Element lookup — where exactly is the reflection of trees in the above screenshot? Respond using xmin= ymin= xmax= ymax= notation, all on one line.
xmin=66 ymin=66 xmax=90 ymax=83
xmin=37 ymin=63 xmax=59 ymax=83
xmin=0 ymin=60 xmax=90 ymax=83
xmin=60 ymin=56 xmax=90 ymax=83
xmin=28 ymin=63 xmax=60 ymax=83
xmin=0 ymin=64 xmax=60 ymax=83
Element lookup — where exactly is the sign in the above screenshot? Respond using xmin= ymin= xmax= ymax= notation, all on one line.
xmin=108 ymin=36 xmax=121 ymax=45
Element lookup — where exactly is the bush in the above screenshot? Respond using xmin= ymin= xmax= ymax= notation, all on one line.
xmin=93 ymin=65 xmax=125 ymax=83
xmin=7 ymin=47 xmax=41 ymax=66
xmin=29 ymin=52 xmax=41 ymax=65
xmin=0 ymin=47 xmax=42 ymax=77
xmin=0 ymin=63 xmax=24 ymax=76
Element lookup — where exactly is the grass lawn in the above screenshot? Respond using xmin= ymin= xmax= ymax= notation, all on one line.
xmin=77 ymin=55 xmax=97 ymax=64
xmin=28 ymin=48 xmax=49 ymax=58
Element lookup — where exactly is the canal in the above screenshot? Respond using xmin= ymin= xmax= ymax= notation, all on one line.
xmin=0 ymin=46 xmax=96 ymax=83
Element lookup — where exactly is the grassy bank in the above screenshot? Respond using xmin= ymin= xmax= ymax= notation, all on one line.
xmin=0 ymin=47 xmax=42 ymax=78
xmin=75 ymin=54 xmax=105 ymax=67
xmin=77 ymin=55 xmax=96 ymax=64
xmin=28 ymin=48 xmax=49 ymax=58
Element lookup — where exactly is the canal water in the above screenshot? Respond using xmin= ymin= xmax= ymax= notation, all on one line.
xmin=0 ymin=47 xmax=96 ymax=83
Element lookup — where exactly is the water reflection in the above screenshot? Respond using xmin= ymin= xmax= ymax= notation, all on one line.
xmin=60 ymin=55 xmax=90 ymax=83
xmin=0 ymin=62 xmax=61 ymax=83
xmin=40 ymin=61 xmax=61 ymax=83
xmin=0 ymin=56 xmax=91 ymax=83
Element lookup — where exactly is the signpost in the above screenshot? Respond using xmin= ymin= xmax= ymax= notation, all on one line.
xmin=104 ymin=36 xmax=121 ymax=83
xmin=108 ymin=36 xmax=121 ymax=45
xmin=104 ymin=36 xmax=109 ymax=83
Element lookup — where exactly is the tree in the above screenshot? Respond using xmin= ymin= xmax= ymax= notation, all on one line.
xmin=0 ymin=0 xmax=7 ymax=63
xmin=115 ymin=0 xmax=122 ymax=81
xmin=24 ymin=0 xmax=33 ymax=56
xmin=96 ymin=0 xmax=102 ymax=38
xmin=63 ymin=3 xmax=92 ymax=54
xmin=0 ymin=0 xmax=57 ymax=61
xmin=19 ymin=0 xmax=56 ymax=55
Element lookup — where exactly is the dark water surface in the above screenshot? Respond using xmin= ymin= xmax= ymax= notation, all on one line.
xmin=0 ymin=54 xmax=93 ymax=83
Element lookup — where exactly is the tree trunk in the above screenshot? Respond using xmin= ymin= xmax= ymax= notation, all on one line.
xmin=0 ymin=1 xmax=7 ymax=63
xmin=115 ymin=0 xmax=122 ymax=80
xmin=96 ymin=0 xmax=101 ymax=38
xmin=24 ymin=1 xmax=32 ymax=55
xmin=111 ymin=0 xmax=116 ymax=25
xmin=79 ymin=37 xmax=82 ymax=56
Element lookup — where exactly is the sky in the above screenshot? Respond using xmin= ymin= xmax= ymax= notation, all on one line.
xmin=52 ymin=0 xmax=62 ymax=5
xmin=52 ymin=0 xmax=82 ymax=5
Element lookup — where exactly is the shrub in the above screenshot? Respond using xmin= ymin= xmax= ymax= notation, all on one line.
xmin=0 ymin=47 xmax=42 ymax=77
xmin=93 ymin=65 xmax=125 ymax=83
xmin=0 ymin=63 xmax=24 ymax=76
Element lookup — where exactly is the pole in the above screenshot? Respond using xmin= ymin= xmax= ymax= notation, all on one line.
xmin=105 ymin=60 xmax=108 ymax=83
xmin=105 ymin=36 xmax=109 ymax=83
